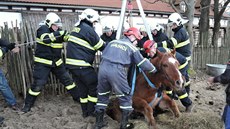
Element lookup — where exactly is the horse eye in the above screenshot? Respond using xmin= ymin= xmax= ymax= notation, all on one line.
xmin=163 ymin=64 xmax=168 ymax=67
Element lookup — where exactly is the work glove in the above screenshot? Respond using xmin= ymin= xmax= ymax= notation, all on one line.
xmin=59 ymin=30 xmax=68 ymax=37
xmin=59 ymin=30 xmax=69 ymax=42
xmin=6 ymin=43 xmax=16 ymax=51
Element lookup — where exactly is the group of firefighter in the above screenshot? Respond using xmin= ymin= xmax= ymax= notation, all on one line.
xmin=16 ymin=8 xmax=193 ymax=129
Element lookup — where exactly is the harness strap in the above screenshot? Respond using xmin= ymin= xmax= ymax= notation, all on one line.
xmin=130 ymin=66 xmax=137 ymax=95
xmin=148 ymin=92 xmax=163 ymax=107
xmin=139 ymin=68 xmax=156 ymax=88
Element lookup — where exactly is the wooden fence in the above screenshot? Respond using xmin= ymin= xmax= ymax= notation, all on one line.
xmin=0 ymin=11 xmax=229 ymax=98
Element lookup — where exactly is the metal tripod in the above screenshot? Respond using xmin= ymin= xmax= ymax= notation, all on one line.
xmin=116 ymin=0 xmax=153 ymax=41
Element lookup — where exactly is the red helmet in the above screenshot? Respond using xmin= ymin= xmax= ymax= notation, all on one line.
xmin=143 ymin=40 xmax=156 ymax=53
xmin=124 ymin=27 xmax=142 ymax=40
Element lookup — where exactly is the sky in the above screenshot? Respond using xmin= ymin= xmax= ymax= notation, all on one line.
xmin=0 ymin=12 xmax=22 ymax=28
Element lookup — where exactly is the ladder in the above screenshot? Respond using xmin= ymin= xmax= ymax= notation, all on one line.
xmin=116 ymin=0 xmax=153 ymax=41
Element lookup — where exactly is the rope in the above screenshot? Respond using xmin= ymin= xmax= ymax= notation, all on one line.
xmin=139 ymin=68 xmax=156 ymax=88
xmin=15 ymin=35 xmax=63 ymax=47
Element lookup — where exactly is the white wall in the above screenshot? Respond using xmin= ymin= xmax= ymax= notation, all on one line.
xmin=100 ymin=15 xmax=168 ymax=30
xmin=0 ymin=12 xmax=22 ymax=28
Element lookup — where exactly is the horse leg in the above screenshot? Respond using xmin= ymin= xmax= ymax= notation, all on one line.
xmin=158 ymin=93 xmax=180 ymax=117
xmin=106 ymin=98 xmax=122 ymax=122
xmin=133 ymin=97 xmax=158 ymax=129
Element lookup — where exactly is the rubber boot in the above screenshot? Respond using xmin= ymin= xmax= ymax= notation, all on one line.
xmin=185 ymin=85 xmax=190 ymax=95
xmin=87 ymin=101 xmax=96 ymax=117
xmin=120 ymin=110 xmax=134 ymax=129
xmin=81 ymin=103 xmax=88 ymax=118
xmin=94 ymin=109 xmax=107 ymax=129
xmin=21 ymin=93 xmax=37 ymax=113
xmin=68 ymin=86 xmax=80 ymax=103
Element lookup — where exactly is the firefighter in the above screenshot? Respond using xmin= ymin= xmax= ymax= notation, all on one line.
xmin=143 ymin=40 xmax=194 ymax=112
xmin=21 ymin=12 xmax=78 ymax=113
xmin=156 ymin=12 xmax=191 ymax=94
xmin=151 ymin=23 xmax=168 ymax=42
xmin=66 ymin=8 xmax=106 ymax=118
xmin=94 ymin=27 xmax=157 ymax=129
xmin=137 ymin=26 xmax=149 ymax=57
xmin=208 ymin=61 xmax=230 ymax=129
xmin=100 ymin=24 xmax=117 ymax=45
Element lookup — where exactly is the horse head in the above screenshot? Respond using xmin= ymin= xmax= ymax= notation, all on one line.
xmin=150 ymin=49 xmax=184 ymax=91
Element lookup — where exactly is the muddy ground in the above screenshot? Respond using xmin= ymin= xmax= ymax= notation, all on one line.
xmin=0 ymin=70 xmax=226 ymax=129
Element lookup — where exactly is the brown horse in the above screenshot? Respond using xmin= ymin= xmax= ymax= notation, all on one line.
xmin=132 ymin=49 xmax=184 ymax=129
xmin=106 ymin=49 xmax=184 ymax=129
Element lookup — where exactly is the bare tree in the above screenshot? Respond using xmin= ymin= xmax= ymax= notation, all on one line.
xmin=163 ymin=0 xmax=195 ymax=67
xmin=212 ymin=0 xmax=230 ymax=46
xmin=199 ymin=0 xmax=211 ymax=47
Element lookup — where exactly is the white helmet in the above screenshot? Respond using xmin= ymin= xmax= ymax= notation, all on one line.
xmin=103 ymin=24 xmax=113 ymax=33
xmin=168 ymin=12 xmax=188 ymax=26
xmin=150 ymin=23 xmax=161 ymax=31
xmin=45 ymin=12 xmax=62 ymax=28
xmin=79 ymin=8 xmax=100 ymax=23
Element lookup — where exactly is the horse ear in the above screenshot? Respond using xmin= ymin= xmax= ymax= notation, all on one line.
xmin=156 ymin=49 xmax=162 ymax=57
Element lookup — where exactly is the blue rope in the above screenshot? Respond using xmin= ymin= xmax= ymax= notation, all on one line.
xmin=139 ymin=68 xmax=156 ymax=88
xmin=130 ymin=66 xmax=137 ymax=95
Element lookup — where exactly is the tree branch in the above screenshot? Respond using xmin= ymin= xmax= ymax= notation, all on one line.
xmin=219 ymin=0 xmax=230 ymax=17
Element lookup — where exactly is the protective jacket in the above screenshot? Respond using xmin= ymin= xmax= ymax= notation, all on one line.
xmin=66 ymin=20 xmax=105 ymax=69
xmin=66 ymin=20 xmax=105 ymax=117
xmin=152 ymin=30 xmax=168 ymax=43
xmin=137 ymin=36 xmax=149 ymax=57
xmin=35 ymin=25 xmax=67 ymax=66
xmin=100 ymin=30 xmax=117 ymax=44
xmin=157 ymin=25 xmax=191 ymax=61
xmin=102 ymin=38 xmax=156 ymax=72
xmin=214 ymin=63 xmax=230 ymax=105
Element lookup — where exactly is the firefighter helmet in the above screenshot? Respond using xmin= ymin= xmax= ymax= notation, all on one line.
xmin=103 ymin=24 xmax=113 ymax=33
xmin=79 ymin=8 xmax=100 ymax=23
xmin=124 ymin=27 xmax=142 ymax=40
xmin=143 ymin=40 xmax=156 ymax=53
xmin=45 ymin=12 xmax=62 ymax=28
xmin=151 ymin=23 xmax=161 ymax=31
xmin=168 ymin=12 xmax=188 ymax=26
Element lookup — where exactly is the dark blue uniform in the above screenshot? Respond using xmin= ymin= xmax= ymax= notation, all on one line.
xmin=31 ymin=25 xmax=77 ymax=96
xmin=137 ymin=36 xmax=149 ymax=57
xmin=66 ymin=19 xmax=106 ymax=117
xmin=157 ymin=25 xmax=191 ymax=61
xmin=100 ymin=30 xmax=117 ymax=45
xmin=213 ymin=62 xmax=230 ymax=128
xmin=152 ymin=30 xmax=169 ymax=43
xmin=23 ymin=25 xmax=78 ymax=112
xmin=95 ymin=38 xmax=156 ymax=113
